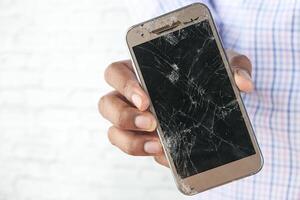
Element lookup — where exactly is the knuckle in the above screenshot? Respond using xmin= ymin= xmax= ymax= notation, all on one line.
xmin=124 ymin=139 xmax=139 ymax=156
xmin=98 ymin=95 xmax=107 ymax=116
xmin=123 ymin=79 xmax=136 ymax=96
xmin=104 ymin=65 xmax=112 ymax=83
xmin=104 ymin=62 xmax=120 ymax=82
xmin=107 ymin=126 xmax=140 ymax=156
xmin=107 ymin=126 xmax=116 ymax=146
xmin=117 ymin=107 xmax=131 ymax=128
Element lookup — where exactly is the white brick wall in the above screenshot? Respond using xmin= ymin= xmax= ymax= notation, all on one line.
xmin=0 ymin=1 xmax=184 ymax=199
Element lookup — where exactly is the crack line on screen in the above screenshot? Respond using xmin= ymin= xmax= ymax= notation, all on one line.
xmin=133 ymin=20 xmax=255 ymax=179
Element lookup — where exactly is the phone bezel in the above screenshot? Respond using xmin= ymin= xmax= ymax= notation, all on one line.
xmin=126 ymin=3 xmax=263 ymax=195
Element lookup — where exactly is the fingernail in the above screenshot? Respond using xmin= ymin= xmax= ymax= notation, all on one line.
xmin=144 ymin=141 xmax=162 ymax=154
xmin=132 ymin=94 xmax=142 ymax=109
xmin=134 ymin=115 xmax=155 ymax=130
xmin=237 ymin=69 xmax=252 ymax=82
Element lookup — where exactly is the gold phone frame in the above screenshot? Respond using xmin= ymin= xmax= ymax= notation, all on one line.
xmin=126 ymin=3 xmax=263 ymax=195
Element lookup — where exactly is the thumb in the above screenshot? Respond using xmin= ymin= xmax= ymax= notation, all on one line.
xmin=226 ymin=50 xmax=254 ymax=93
xmin=233 ymin=67 xmax=254 ymax=93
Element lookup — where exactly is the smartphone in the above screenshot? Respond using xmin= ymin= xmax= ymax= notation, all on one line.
xmin=126 ymin=3 xmax=263 ymax=195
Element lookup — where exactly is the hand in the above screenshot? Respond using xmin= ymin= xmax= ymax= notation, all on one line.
xmin=98 ymin=50 xmax=253 ymax=167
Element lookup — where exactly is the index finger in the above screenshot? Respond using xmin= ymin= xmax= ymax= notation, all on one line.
xmin=104 ymin=60 xmax=150 ymax=111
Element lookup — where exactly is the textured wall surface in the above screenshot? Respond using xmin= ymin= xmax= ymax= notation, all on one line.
xmin=0 ymin=0 xmax=183 ymax=199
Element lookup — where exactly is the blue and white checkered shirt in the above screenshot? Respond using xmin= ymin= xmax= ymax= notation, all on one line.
xmin=126 ymin=1 xmax=300 ymax=199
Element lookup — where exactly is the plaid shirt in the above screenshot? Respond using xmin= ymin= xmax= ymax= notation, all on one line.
xmin=126 ymin=0 xmax=300 ymax=199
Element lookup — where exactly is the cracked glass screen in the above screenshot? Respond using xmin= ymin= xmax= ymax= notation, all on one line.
xmin=132 ymin=20 xmax=256 ymax=178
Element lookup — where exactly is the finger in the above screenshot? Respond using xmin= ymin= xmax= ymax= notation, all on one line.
xmin=99 ymin=91 xmax=156 ymax=132
xmin=108 ymin=126 xmax=163 ymax=156
xmin=233 ymin=68 xmax=254 ymax=93
xmin=226 ymin=50 xmax=254 ymax=93
xmin=104 ymin=60 xmax=150 ymax=111
xmin=154 ymin=153 xmax=169 ymax=167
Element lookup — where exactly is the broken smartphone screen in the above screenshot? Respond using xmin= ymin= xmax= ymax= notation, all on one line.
xmin=132 ymin=19 xmax=256 ymax=179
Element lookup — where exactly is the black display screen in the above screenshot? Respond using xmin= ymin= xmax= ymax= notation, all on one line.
xmin=132 ymin=20 xmax=255 ymax=178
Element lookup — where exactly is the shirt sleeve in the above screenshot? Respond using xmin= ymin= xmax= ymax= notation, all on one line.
xmin=124 ymin=0 xmax=222 ymax=32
